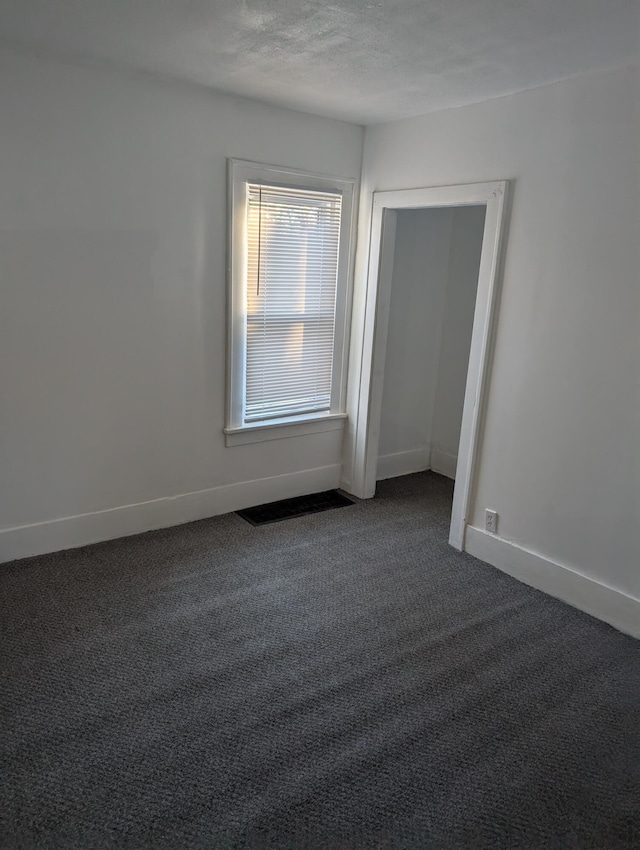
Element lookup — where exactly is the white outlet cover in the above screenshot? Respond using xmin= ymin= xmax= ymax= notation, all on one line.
xmin=485 ymin=509 xmax=498 ymax=533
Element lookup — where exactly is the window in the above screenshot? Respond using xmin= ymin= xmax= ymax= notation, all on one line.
xmin=225 ymin=161 xmax=354 ymax=445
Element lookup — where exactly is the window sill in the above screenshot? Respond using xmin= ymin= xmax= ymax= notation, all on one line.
xmin=224 ymin=413 xmax=347 ymax=446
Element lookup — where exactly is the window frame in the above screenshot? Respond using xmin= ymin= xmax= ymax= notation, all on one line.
xmin=225 ymin=159 xmax=355 ymax=446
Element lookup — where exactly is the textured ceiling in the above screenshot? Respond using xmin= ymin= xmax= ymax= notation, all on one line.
xmin=0 ymin=0 xmax=637 ymax=124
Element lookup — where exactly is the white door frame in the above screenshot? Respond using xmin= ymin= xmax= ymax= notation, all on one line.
xmin=345 ymin=181 xmax=509 ymax=550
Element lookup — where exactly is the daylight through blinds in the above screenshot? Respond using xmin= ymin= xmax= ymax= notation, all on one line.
xmin=245 ymin=183 xmax=342 ymax=422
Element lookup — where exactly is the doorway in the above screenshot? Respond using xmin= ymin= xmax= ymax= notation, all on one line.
xmin=377 ymin=204 xmax=485 ymax=486
xmin=344 ymin=182 xmax=509 ymax=551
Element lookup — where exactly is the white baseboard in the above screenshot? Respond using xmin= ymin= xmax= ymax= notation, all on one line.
xmin=376 ymin=447 xmax=431 ymax=481
xmin=429 ymin=447 xmax=457 ymax=480
xmin=0 ymin=464 xmax=342 ymax=563
xmin=465 ymin=525 xmax=640 ymax=639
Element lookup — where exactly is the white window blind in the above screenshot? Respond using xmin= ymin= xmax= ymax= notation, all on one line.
xmin=244 ymin=183 xmax=342 ymax=422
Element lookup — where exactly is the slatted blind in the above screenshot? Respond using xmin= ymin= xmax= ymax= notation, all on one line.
xmin=245 ymin=183 xmax=342 ymax=422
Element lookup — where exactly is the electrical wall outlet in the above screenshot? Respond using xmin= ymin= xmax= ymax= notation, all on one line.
xmin=485 ymin=509 xmax=498 ymax=534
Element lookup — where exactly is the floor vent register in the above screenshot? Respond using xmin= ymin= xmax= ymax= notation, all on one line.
xmin=236 ymin=490 xmax=355 ymax=526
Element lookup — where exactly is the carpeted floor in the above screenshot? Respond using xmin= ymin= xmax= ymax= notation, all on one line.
xmin=1 ymin=472 xmax=639 ymax=849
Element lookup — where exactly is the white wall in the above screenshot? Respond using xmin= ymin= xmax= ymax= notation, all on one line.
xmin=354 ymin=65 xmax=640 ymax=631
xmin=430 ymin=205 xmax=486 ymax=478
xmin=377 ymin=208 xmax=453 ymax=479
xmin=0 ymin=49 xmax=363 ymax=560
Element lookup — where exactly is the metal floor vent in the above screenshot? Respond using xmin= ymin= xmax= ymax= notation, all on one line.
xmin=236 ymin=490 xmax=355 ymax=526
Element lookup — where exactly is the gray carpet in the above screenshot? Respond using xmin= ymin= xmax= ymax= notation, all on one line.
xmin=1 ymin=472 xmax=639 ymax=849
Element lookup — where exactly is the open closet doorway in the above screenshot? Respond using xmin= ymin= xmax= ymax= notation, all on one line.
xmin=346 ymin=182 xmax=509 ymax=551
xmin=377 ymin=203 xmax=486 ymax=483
